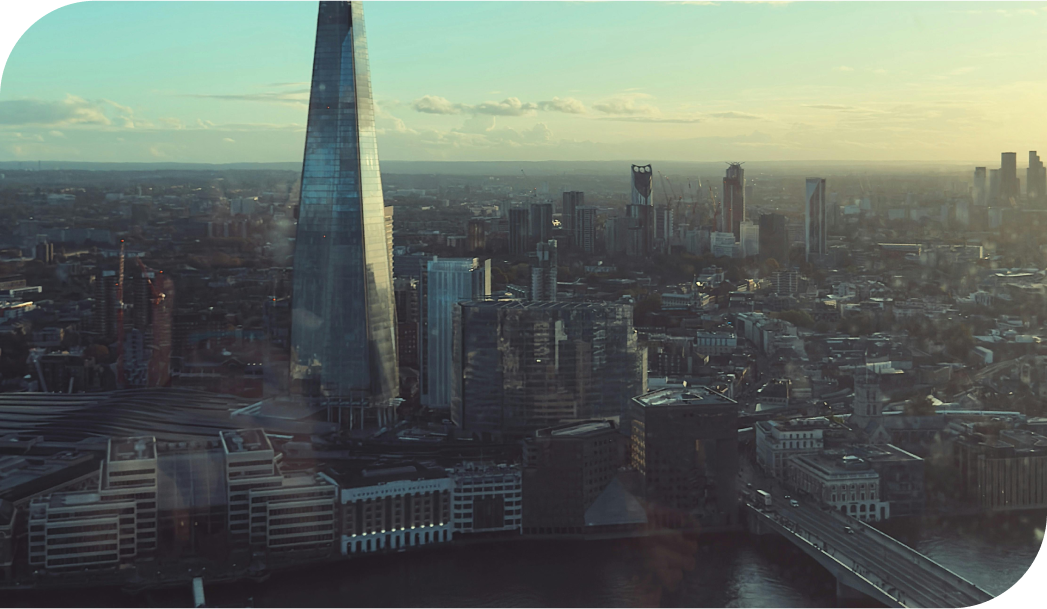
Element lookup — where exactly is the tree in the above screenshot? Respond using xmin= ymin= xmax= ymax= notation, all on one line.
xmin=903 ymin=395 xmax=937 ymax=417
xmin=775 ymin=309 xmax=815 ymax=329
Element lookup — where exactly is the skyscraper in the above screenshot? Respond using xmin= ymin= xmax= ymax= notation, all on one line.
xmin=531 ymin=240 xmax=557 ymax=302
xmin=805 ymin=178 xmax=827 ymax=262
xmin=989 ymin=169 xmax=1001 ymax=204
xmin=1028 ymin=151 xmax=1046 ymax=206
xmin=1001 ymin=152 xmax=1019 ymax=202
xmin=529 ymin=202 xmax=553 ymax=246
xmin=973 ymin=167 xmax=987 ymax=207
xmin=573 ymin=206 xmax=598 ymax=254
xmin=562 ymin=191 xmax=584 ymax=232
xmin=509 ymin=207 xmax=530 ymax=255
xmin=631 ymin=164 xmax=654 ymax=206
xmin=722 ymin=163 xmax=745 ymax=239
xmin=425 ymin=258 xmax=490 ymax=409
xmin=758 ymin=213 xmax=788 ymax=264
xmin=124 ymin=262 xmax=174 ymax=388
xmin=654 ymin=205 xmax=674 ymax=255
xmin=290 ymin=1 xmax=398 ymax=427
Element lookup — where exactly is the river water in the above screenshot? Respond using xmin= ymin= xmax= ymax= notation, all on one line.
xmin=10 ymin=511 xmax=1044 ymax=607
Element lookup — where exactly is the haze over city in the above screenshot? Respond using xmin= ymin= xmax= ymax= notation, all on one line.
xmin=3 ymin=1 xmax=1047 ymax=164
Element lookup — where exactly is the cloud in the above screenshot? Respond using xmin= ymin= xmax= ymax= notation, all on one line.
xmin=473 ymin=97 xmax=538 ymax=116
xmin=183 ymin=89 xmax=309 ymax=106
xmin=708 ymin=111 xmax=763 ymax=120
xmin=222 ymin=137 xmax=235 ymax=143
xmin=872 ymin=68 xmax=888 ymax=74
xmin=412 ymin=95 xmax=465 ymax=115
xmin=803 ymin=104 xmax=862 ymax=111
xmin=834 ymin=66 xmax=855 ymax=72
xmin=0 ymin=95 xmax=111 ymax=126
xmin=48 ymin=130 xmax=64 ymax=138
xmin=598 ymin=116 xmax=702 ymax=124
xmin=592 ymin=93 xmax=658 ymax=116
xmin=948 ymin=66 xmax=976 ymax=76
xmin=454 ymin=115 xmax=497 ymax=134
xmin=537 ymin=97 xmax=587 ymax=114
xmin=157 ymin=117 xmax=185 ymax=130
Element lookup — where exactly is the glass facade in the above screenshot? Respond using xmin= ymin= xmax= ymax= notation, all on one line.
xmin=451 ymin=301 xmax=646 ymax=436
xmin=290 ymin=1 xmax=397 ymax=408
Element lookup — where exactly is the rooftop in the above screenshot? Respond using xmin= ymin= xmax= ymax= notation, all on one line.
xmin=220 ymin=428 xmax=272 ymax=454
xmin=633 ymin=386 xmax=737 ymax=409
xmin=108 ymin=436 xmax=156 ymax=462
xmin=325 ymin=461 xmax=448 ymax=489
xmin=536 ymin=420 xmax=617 ymax=438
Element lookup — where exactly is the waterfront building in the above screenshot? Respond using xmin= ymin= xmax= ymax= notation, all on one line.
xmin=327 ymin=462 xmax=453 ymax=556
xmin=425 ymin=258 xmax=491 ymax=409
xmin=452 ymin=301 xmax=645 ymax=436
xmin=573 ymin=206 xmax=598 ymax=254
xmin=221 ymin=429 xmax=283 ymax=546
xmin=755 ymin=418 xmax=829 ymax=479
xmin=630 ymin=387 xmax=739 ymax=529
xmin=290 ymin=1 xmax=398 ymax=427
xmin=805 ymin=178 xmax=827 ymax=262
xmin=848 ymin=443 xmax=925 ymax=517
xmin=0 ymin=450 xmax=101 ymax=511
xmin=448 ymin=462 xmax=522 ymax=536
xmin=28 ymin=492 xmax=137 ymax=571
xmin=521 ymin=421 xmax=641 ymax=536
xmin=787 ymin=450 xmax=890 ymax=522
xmin=722 ymin=163 xmax=745 ymax=240
xmin=246 ymin=470 xmax=338 ymax=557
xmin=956 ymin=429 xmax=1047 ymax=511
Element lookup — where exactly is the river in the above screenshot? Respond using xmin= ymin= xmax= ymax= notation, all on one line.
xmin=9 ymin=510 xmax=1044 ymax=607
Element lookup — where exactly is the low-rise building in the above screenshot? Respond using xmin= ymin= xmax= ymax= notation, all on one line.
xmin=694 ymin=331 xmax=738 ymax=356
xmin=448 ymin=462 xmax=522 ymax=536
xmin=756 ymin=417 xmax=829 ymax=478
xmin=955 ymin=429 xmax=1047 ymax=511
xmin=787 ymin=450 xmax=890 ymax=522
xmin=848 ymin=443 xmax=925 ymax=517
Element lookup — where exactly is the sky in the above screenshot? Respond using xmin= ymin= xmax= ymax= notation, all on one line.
xmin=1 ymin=1 xmax=1047 ymax=165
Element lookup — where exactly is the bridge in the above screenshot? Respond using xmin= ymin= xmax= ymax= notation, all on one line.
xmin=744 ymin=501 xmax=994 ymax=607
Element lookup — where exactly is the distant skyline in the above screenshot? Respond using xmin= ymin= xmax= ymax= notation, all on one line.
xmin=2 ymin=1 xmax=1047 ymax=164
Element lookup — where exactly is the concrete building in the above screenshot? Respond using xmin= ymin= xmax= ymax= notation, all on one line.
xmin=848 ymin=444 xmax=925 ymax=517
xmin=562 ymin=191 xmax=584 ymax=232
xmin=529 ymin=202 xmax=553 ymax=246
xmin=756 ymin=418 xmax=830 ymax=478
xmin=573 ymin=206 xmax=598 ymax=254
xmin=328 ymin=462 xmax=453 ymax=555
xmin=806 ymin=178 xmax=827 ymax=262
xmin=522 ymin=421 xmax=640 ymax=536
xmin=221 ymin=429 xmax=282 ymax=545
xmin=631 ymin=164 xmax=654 ymax=207
xmin=787 ymin=450 xmax=890 ymax=522
xmin=1001 ymin=152 xmax=1019 ymax=202
xmin=759 ymin=213 xmax=789 ymax=263
xmin=630 ymin=387 xmax=739 ymax=529
xmin=956 ymin=429 xmax=1047 ymax=511
xmin=425 ymin=258 xmax=491 ymax=409
xmin=1028 ymin=151 xmax=1046 ymax=206
xmin=449 ymin=462 xmax=522 ymax=536
xmin=722 ymin=163 xmax=745 ymax=239
xmin=739 ymin=220 xmax=759 ymax=258
xmin=710 ymin=231 xmax=735 ymax=258
xmin=509 ymin=207 xmax=530 ymax=255
xmin=973 ymin=167 xmax=987 ymax=207
xmin=694 ymin=331 xmax=738 ymax=356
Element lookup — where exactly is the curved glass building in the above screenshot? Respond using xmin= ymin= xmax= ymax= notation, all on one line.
xmin=290 ymin=1 xmax=398 ymax=426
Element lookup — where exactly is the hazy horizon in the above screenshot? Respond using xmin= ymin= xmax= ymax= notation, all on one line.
xmin=2 ymin=1 xmax=1047 ymax=165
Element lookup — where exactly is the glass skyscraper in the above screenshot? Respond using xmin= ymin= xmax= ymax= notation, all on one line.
xmin=290 ymin=1 xmax=398 ymax=425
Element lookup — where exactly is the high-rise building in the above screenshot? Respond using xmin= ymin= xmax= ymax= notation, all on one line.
xmin=92 ymin=270 xmax=120 ymax=341
xmin=573 ymin=206 xmax=598 ymax=254
xmin=289 ymin=1 xmax=398 ymax=427
xmin=529 ymin=202 xmax=553 ymax=246
xmin=604 ymin=216 xmax=628 ymax=255
xmin=393 ymin=277 xmax=420 ymax=370
xmin=631 ymin=164 xmax=654 ymax=206
xmin=452 ymin=301 xmax=646 ymax=436
xmin=805 ymin=177 xmax=827 ymax=262
xmin=989 ymin=169 xmax=1001 ymax=203
xmin=124 ymin=263 xmax=174 ymax=388
xmin=425 ymin=258 xmax=490 ymax=409
xmin=509 ymin=207 xmax=530 ymax=255
xmin=710 ymin=231 xmax=735 ymax=258
xmin=630 ymin=387 xmax=739 ymax=529
xmin=625 ymin=204 xmax=652 ymax=256
xmin=973 ymin=167 xmax=988 ymax=207
xmin=562 ymin=191 xmax=584 ymax=232
xmin=467 ymin=218 xmax=486 ymax=252
xmin=531 ymin=240 xmax=558 ymax=302
xmin=654 ymin=205 xmax=674 ymax=255
xmin=758 ymin=213 xmax=788 ymax=264
xmin=1028 ymin=151 xmax=1046 ymax=206
xmin=722 ymin=163 xmax=745 ymax=239
xmin=1001 ymin=152 xmax=1019 ymax=202
xmin=739 ymin=221 xmax=759 ymax=258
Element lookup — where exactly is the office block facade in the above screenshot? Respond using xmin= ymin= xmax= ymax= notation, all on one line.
xmin=805 ymin=178 xmax=827 ymax=262
xmin=425 ymin=258 xmax=490 ymax=409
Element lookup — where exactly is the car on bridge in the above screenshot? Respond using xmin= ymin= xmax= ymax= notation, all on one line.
xmin=789 ymin=499 xmax=799 ymax=508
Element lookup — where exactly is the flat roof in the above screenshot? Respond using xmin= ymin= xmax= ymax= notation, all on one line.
xmin=633 ymin=386 xmax=737 ymax=408
xmin=220 ymin=429 xmax=272 ymax=454
xmin=108 ymin=437 xmax=156 ymax=462
xmin=325 ymin=461 xmax=448 ymax=489
xmin=537 ymin=420 xmax=617 ymax=438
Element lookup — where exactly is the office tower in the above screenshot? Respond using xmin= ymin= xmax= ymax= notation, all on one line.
xmin=710 ymin=231 xmax=735 ymax=258
xmin=722 ymin=163 xmax=745 ymax=239
xmin=739 ymin=221 xmax=759 ymax=258
xmin=124 ymin=263 xmax=174 ymax=388
xmin=425 ymin=258 xmax=490 ymax=409
xmin=394 ymin=278 xmax=420 ymax=370
xmin=625 ymin=203 xmax=652 ymax=256
xmin=509 ymin=207 xmax=530 ymax=255
xmin=92 ymin=270 xmax=120 ymax=341
xmin=573 ymin=206 xmax=598 ymax=254
xmin=758 ymin=213 xmax=788 ymax=263
xmin=805 ymin=177 xmax=827 ymax=262
xmin=989 ymin=169 xmax=1001 ymax=204
xmin=531 ymin=240 xmax=557 ymax=302
xmin=604 ymin=216 xmax=628 ymax=255
xmin=34 ymin=241 xmax=54 ymax=264
xmin=452 ymin=301 xmax=646 ymax=435
xmin=654 ymin=205 xmax=674 ymax=255
xmin=973 ymin=167 xmax=987 ymax=207
xmin=392 ymin=252 xmax=436 ymax=403
xmin=289 ymin=1 xmax=398 ymax=426
xmin=529 ymin=202 xmax=553 ymax=246
xmin=562 ymin=191 xmax=584 ymax=232
xmin=1001 ymin=152 xmax=1019 ymax=202
xmin=631 ymin=164 xmax=654 ymax=206
xmin=1028 ymin=151 xmax=1046 ymax=206
xmin=630 ymin=387 xmax=739 ymax=529
xmin=467 ymin=218 xmax=486 ymax=252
